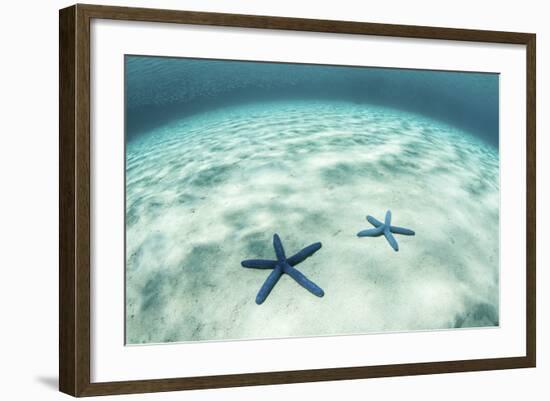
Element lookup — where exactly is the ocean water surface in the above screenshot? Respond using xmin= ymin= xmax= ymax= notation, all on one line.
xmin=125 ymin=56 xmax=499 ymax=344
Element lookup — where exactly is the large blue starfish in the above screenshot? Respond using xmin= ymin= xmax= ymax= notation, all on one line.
xmin=357 ymin=210 xmax=415 ymax=251
xmin=241 ymin=234 xmax=324 ymax=305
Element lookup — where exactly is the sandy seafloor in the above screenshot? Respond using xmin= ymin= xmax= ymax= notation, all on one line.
xmin=125 ymin=101 xmax=499 ymax=344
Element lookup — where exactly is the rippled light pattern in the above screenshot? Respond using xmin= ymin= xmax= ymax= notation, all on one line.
xmin=125 ymin=57 xmax=499 ymax=344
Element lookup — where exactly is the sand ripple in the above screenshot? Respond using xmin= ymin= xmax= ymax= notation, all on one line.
xmin=125 ymin=101 xmax=499 ymax=344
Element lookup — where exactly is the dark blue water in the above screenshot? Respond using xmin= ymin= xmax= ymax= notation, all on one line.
xmin=125 ymin=55 xmax=499 ymax=147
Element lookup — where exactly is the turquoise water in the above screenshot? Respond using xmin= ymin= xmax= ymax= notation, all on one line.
xmin=125 ymin=57 xmax=499 ymax=344
xmin=126 ymin=56 xmax=499 ymax=147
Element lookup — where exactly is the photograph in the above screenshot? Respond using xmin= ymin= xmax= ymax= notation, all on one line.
xmin=124 ymin=55 xmax=500 ymax=344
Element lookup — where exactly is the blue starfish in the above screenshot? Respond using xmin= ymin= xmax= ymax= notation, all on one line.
xmin=241 ymin=234 xmax=324 ymax=305
xmin=357 ymin=210 xmax=415 ymax=251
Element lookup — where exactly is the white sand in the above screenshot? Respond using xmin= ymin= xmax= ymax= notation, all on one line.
xmin=125 ymin=101 xmax=499 ymax=344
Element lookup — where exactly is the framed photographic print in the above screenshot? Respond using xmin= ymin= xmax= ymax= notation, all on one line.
xmin=59 ymin=4 xmax=536 ymax=397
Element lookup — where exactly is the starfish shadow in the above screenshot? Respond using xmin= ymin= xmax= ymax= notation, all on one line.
xmin=241 ymin=234 xmax=324 ymax=304
xmin=357 ymin=210 xmax=415 ymax=251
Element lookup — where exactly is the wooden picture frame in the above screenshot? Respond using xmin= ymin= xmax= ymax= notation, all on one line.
xmin=59 ymin=3 xmax=536 ymax=397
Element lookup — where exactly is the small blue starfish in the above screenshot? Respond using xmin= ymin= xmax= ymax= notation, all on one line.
xmin=241 ymin=234 xmax=324 ymax=305
xmin=357 ymin=210 xmax=415 ymax=251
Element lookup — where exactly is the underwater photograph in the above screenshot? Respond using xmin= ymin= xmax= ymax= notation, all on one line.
xmin=124 ymin=55 xmax=499 ymax=345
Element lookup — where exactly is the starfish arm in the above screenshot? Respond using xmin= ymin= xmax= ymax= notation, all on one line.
xmin=366 ymin=215 xmax=383 ymax=227
xmin=390 ymin=226 xmax=415 ymax=236
xmin=241 ymin=259 xmax=278 ymax=269
xmin=384 ymin=228 xmax=399 ymax=251
xmin=357 ymin=226 xmax=385 ymax=237
xmin=273 ymin=234 xmax=286 ymax=262
xmin=287 ymin=242 xmax=322 ymax=266
xmin=255 ymin=266 xmax=283 ymax=305
xmin=385 ymin=210 xmax=392 ymax=226
xmin=283 ymin=263 xmax=324 ymax=297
